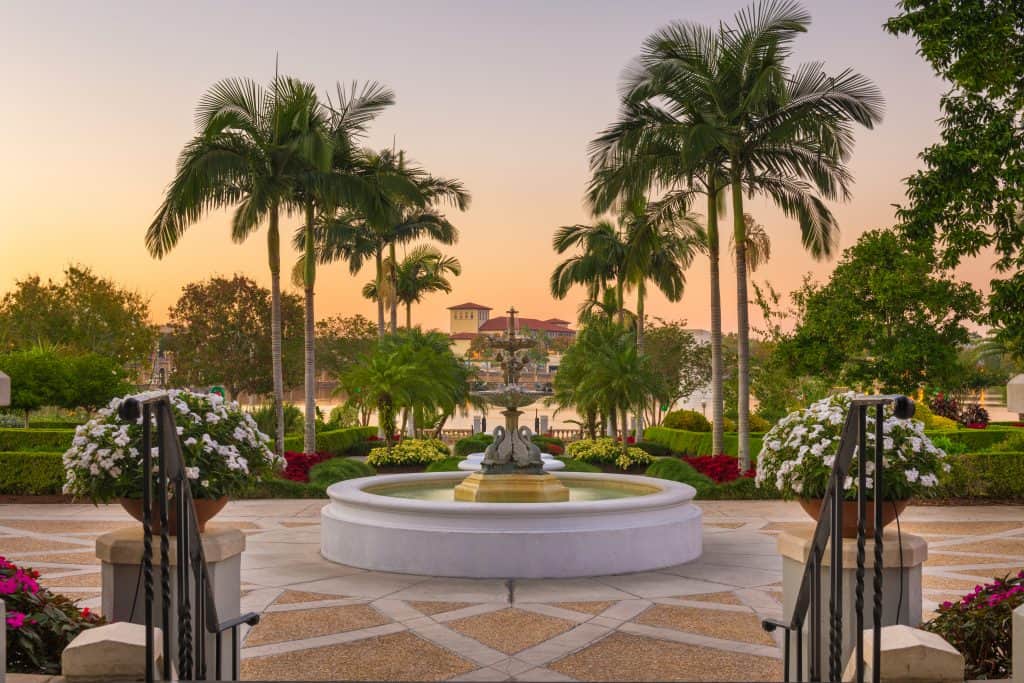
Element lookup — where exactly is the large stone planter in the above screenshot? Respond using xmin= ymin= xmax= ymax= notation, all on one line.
xmin=119 ymin=496 xmax=228 ymax=534
xmin=798 ymin=498 xmax=909 ymax=538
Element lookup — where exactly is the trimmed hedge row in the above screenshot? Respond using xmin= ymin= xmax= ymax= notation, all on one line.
xmin=643 ymin=427 xmax=764 ymax=458
xmin=0 ymin=429 xmax=75 ymax=453
xmin=0 ymin=452 xmax=65 ymax=495
xmin=282 ymin=426 xmax=377 ymax=456
xmin=927 ymin=427 xmax=1022 ymax=453
xmin=938 ymin=451 xmax=1024 ymax=499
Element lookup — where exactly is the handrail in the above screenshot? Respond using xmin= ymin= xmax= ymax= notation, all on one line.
xmin=762 ymin=394 xmax=915 ymax=683
xmin=119 ymin=392 xmax=260 ymax=682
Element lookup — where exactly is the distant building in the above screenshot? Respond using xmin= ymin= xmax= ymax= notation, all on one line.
xmin=446 ymin=303 xmax=576 ymax=356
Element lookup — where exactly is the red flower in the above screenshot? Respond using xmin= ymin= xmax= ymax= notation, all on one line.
xmin=682 ymin=454 xmax=755 ymax=483
xmin=281 ymin=451 xmax=334 ymax=483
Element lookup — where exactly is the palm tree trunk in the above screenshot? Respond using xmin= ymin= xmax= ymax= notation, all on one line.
xmin=375 ymin=249 xmax=385 ymax=337
xmin=607 ymin=406 xmax=618 ymax=438
xmin=268 ymin=206 xmax=286 ymax=457
xmin=389 ymin=241 xmax=398 ymax=333
xmin=615 ymin=277 xmax=625 ymax=326
xmin=302 ymin=202 xmax=317 ymax=455
xmin=406 ymin=302 xmax=412 ymax=329
xmin=620 ymin=408 xmax=629 ymax=446
xmin=731 ymin=179 xmax=751 ymax=471
xmin=635 ymin=280 xmax=646 ymax=439
xmin=707 ymin=184 xmax=725 ymax=456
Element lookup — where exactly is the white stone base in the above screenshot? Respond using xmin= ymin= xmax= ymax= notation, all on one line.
xmin=321 ymin=472 xmax=702 ymax=578
xmin=457 ymin=452 xmax=565 ymax=471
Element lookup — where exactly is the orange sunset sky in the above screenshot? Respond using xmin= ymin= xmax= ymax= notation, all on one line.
xmin=0 ymin=1 xmax=994 ymax=334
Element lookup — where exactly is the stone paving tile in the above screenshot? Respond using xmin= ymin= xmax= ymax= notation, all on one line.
xmin=273 ymin=590 xmax=347 ymax=605
xmin=241 ymin=631 xmax=476 ymax=681
xmin=552 ymin=600 xmax=615 ymax=615
xmin=926 ymin=551 xmax=1022 ymax=566
xmin=680 ymin=591 xmax=743 ymax=605
xmin=936 ymin=537 xmax=1024 ymax=555
xmin=634 ymin=604 xmax=773 ymax=646
xmin=897 ymin=521 xmax=1024 ymax=536
xmin=10 ymin=551 xmax=101 ymax=565
xmin=408 ymin=600 xmax=475 ymax=616
xmin=704 ymin=521 xmax=745 ymax=529
xmin=38 ymin=571 xmax=102 ymax=588
xmin=448 ymin=608 xmax=577 ymax=655
xmin=548 ymin=632 xmax=782 ymax=682
xmin=0 ymin=520 xmax=133 ymax=534
xmin=245 ymin=604 xmax=391 ymax=646
xmin=922 ymin=574 xmax=989 ymax=591
xmin=0 ymin=537 xmax=89 ymax=553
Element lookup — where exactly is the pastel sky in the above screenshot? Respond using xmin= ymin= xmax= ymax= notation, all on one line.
xmin=0 ymin=1 xmax=990 ymax=334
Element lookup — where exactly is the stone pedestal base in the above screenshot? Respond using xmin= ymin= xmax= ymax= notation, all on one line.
xmin=453 ymin=472 xmax=570 ymax=502
xmin=96 ymin=524 xmax=245 ymax=677
xmin=778 ymin=526 xmax=927 ymax=681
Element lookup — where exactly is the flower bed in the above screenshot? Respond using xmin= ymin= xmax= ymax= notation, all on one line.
xmin=565 ymin=438 xmax=654 ymax=470
xmin=2 ymin=556 xmax=104 ymax=673
xmin=366 ymin=439 xmax=450 ymax=467
xmin=282 ymin=451 xmax=332 ymax=482
xmin=683 ymin=454 xmax=754 ymax=484
xmin=923 ymin=570 xmax=1024 ymax=679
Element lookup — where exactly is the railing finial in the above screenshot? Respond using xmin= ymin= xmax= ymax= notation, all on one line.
xmin=893 ymin=395 xmax=915 ymax=419
xmin=118 ymin=397 xmax=142 ymax=422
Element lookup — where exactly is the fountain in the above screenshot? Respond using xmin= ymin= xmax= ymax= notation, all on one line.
xmin=455 ymin=308 xmax=569 ymax=501
xmin=320 ymin=307 xmax=703 ymax=578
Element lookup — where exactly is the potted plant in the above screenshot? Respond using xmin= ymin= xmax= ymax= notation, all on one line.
xmin=62 ymin=390 xmax=282 ymax=532
xmin=756 ymin=392 xmax=950 ymax=536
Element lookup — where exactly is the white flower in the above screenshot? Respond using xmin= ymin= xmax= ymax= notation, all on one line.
xmin=920 ymin=473 xmax=938 ymax=488
xmin=904 ymin=468 xmax=919 ymax=483
xmin=184 ymin=467 xmax=200 ymax=480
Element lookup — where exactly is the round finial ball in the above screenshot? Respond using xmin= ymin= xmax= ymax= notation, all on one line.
xmin=893 ymin=395 xmax=915 ymax=420
xmin=118 ymin=397 xmax=141 ymax=422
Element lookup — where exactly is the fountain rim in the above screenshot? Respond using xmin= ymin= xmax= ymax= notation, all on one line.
xmin=325 ymin=471 xmax=696 ymax=516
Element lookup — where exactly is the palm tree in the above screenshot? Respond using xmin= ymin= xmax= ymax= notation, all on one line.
xmin=146 ymin=75 xmax=329 ymax=457
xmin=590 ymin=0 xmax=883 ymax=469
xmin=731 ymin=215 xmax=771 ymax=272
xmin=550 ymin=220 xmax=629 ymax=324
xmin=364 ymin=245 xmax=462 ymax=328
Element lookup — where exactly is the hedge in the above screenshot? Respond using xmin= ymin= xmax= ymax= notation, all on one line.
xmin=0 ymin=452 xmax=65 ymax=494
xmin=308 ymin=457 xmax=376 ymax=489
xmin=239 ymin=476 xmax=326 ymax=499
xmin=643 ymin=427 xmax=764 ymax=458
xmin=0 ymin=429 xmax=75 ymax=453
xmin=454 ymin=434 xmax=493 ymax=458
xmin=24 ymin=420 xmax=86 ymax=430
xmin=926 ymin=427 xmax=1022 ymax=453
xmin=283 ymin=426 xmax=377 ymax=456
xmin=938 ymin=452 xmax=1024 ymax=499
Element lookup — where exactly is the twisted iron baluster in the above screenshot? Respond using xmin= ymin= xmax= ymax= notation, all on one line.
xmin=141 ymin=404 xmax=154 ymax=683
xmin=854 ymin=406 xmax=868 ymax=683
xmin=872 ymin=405 xmax=885 ymax=683
xmin=177 ymin=481 xmax=193 ymax=678
xmin=829 ymin=474 xmax=843 ymax=680
xmin=157 ymin=403 xmax=172 ymax=681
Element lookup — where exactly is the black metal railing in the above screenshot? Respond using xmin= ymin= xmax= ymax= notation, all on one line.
xmin=119 ymin=393 xmax=260 ymax=682
xmin=762 ymin=394 xmax=915 ymax=683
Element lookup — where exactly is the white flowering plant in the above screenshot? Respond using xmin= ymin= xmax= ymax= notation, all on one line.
xmin=756 ymin=392 xmax=950 ymax=501
xmin=63 ymin=390 xmax=283 ymax=503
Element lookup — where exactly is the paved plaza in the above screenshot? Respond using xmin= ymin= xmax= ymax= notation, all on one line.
xmin=2 ymin=500 xmax=1023 ymax=681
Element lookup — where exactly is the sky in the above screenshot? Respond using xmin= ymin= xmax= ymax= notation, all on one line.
xmin=0 ymin=0 xmax=990 ymax=334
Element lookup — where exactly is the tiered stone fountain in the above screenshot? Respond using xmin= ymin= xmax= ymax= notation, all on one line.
xmin=320 ymin=307 xmax=703 ymax=578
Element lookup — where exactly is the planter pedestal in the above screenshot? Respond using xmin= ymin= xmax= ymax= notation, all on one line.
xmin=95 ymin=524 xmax=245 ymax=677
xmin=778 ymin=525 xmax=927 ymax=681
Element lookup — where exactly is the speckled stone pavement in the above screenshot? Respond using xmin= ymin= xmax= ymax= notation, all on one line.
xmin=2 ymin=500 xmax=1023 ymax=681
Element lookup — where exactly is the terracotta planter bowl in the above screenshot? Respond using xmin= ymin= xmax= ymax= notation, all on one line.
xmin=120 ymin=496 xmax=228 ymax=535
xmin=798 ymin=498 xmax=909 ymax=538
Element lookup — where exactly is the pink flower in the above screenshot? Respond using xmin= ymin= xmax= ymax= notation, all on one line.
xmin=940 ymin=601 xmax=952 ymax=609
xmin=5 ymin=611 xmax=25 ymax=629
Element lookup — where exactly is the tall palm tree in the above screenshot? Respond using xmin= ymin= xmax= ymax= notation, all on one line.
xmin=550 ymin=220 xmax=629 ymax=324
xmin=146 ymin=75 xmax=329 ymax=457
xmin=364 ymin=245 xmax=462 ymax=328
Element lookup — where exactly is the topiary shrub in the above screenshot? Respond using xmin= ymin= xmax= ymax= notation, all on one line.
xmin=662 ymin=410 xmax=711 ymax=432
xmin=928 ymin=426 xmax=1021 ymax=453
xmin=0 ymin=429 xmax=74 ymax=453
xmin=308 ymin=457 xmax=376 ymax=489
xmin=454 ymin=434 xmax=493 ymax=458
xmin=367 ymin=439 xmax=450 ymax=467
xmin=0 ymin=452 xmax=65 ymax=495
xmin=635 ymin=440 xmax=672 ymax=457
xmin=316 ymin=427 xmax=379 ymax=456
xmin=645 ymin=458 xmax=713 ymax=494
xmin=239 ymin=476 xmax=325 ymax=499
xmin=425 ymin=457 xmax=463 ymax=472
xmin=643 ymin=426 xmax=764 ymax=458
xmin=923 ymin=570 xmax=1024 ymax=679
xmin=565 ymin=438 xmax=655 ymax=470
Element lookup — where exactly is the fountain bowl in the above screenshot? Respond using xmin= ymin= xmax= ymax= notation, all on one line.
xmin=320 ymin=471 xmax=702 ymax=578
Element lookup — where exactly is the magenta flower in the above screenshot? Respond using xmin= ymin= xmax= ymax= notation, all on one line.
xmin=6 ymin=611 xmax=26 ymax=629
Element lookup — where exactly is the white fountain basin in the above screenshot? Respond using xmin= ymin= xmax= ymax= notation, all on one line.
xmin=457 ymin=451 xmax=565 ymax=471
xmin=320 ymin=471 xmax=702 ymax=578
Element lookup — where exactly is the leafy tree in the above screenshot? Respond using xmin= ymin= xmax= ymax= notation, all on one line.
xmin=66 ymin=353 xmax=132 ymax=412
xmin=316 ymin=314 xmax=377 ymax=381
xmin=885 ymin=1 xmax=1024 ymax=367
xmin=0 ymin=348 xmax=70 ymax=426
xmin=164 ymin=276 xmax=303 ymax=400
xmin=642 ymin=319 xmax=712 ymax=426
xmin=780 ymin=229 xmax=982 ymax=393
xmin=0 ymin=265 xmax=155 ymax=368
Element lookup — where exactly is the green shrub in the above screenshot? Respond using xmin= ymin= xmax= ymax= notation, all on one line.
xmin=990 ymin=431 xmax=1024 ymax=452
xmin=454 ymin=433 xmax=493 ymax=458
xmin=749 ymin=414 xmax=772 ymax=432
xmin=239 ymin=476 xmax=326 ymax=499
xmin=643 ymin=426 xmax=764 ymax=458
xmin=645 ymin=457 xmax=713 ymax=494
xmin=700 ymin=476 xmax=780 ymax=500
xmin=250 ymin=403 xmax=304 ymax=438
xmin=554 ymin=458 xmax=601 ymax=473
xmin=663 ymin=410 xmax=711 ymax=432
xmin=425 ymin=457 xmax=464 ymax=472
xmin=723 ymin=417 xmax=736 ymax=432
xmin=0 ymin=429 xmax=75 ymax=453
xmin=317 ymin=427 xmax=379 ymax=456
xmin=926 ymin=426 xmax=1021 ymax=452
xmin=635 ymin=440 xmax=672 ymax=457
xmin=326 ymin=404 xmax=360 ymax=429
xmin=308 ymin=457 xmax=376 ymax=489
xmin=367 ymin=439 xmax=449 ymax=467
xmin=938 ymin=452 xmax=1024 ymax=499
xmin=0 ymin=452 xmax=65 ymax=495
xmin=532 ymin=435 xmax=565 ymax=454
xmin=565 ymin=438 xmax=655 ymax=470
xmin=22 ymin=420 xmax=86 ymax=430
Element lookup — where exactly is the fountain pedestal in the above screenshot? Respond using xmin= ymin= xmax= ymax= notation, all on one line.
xmin=454 ymin=472 xmax=570 ymax=502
